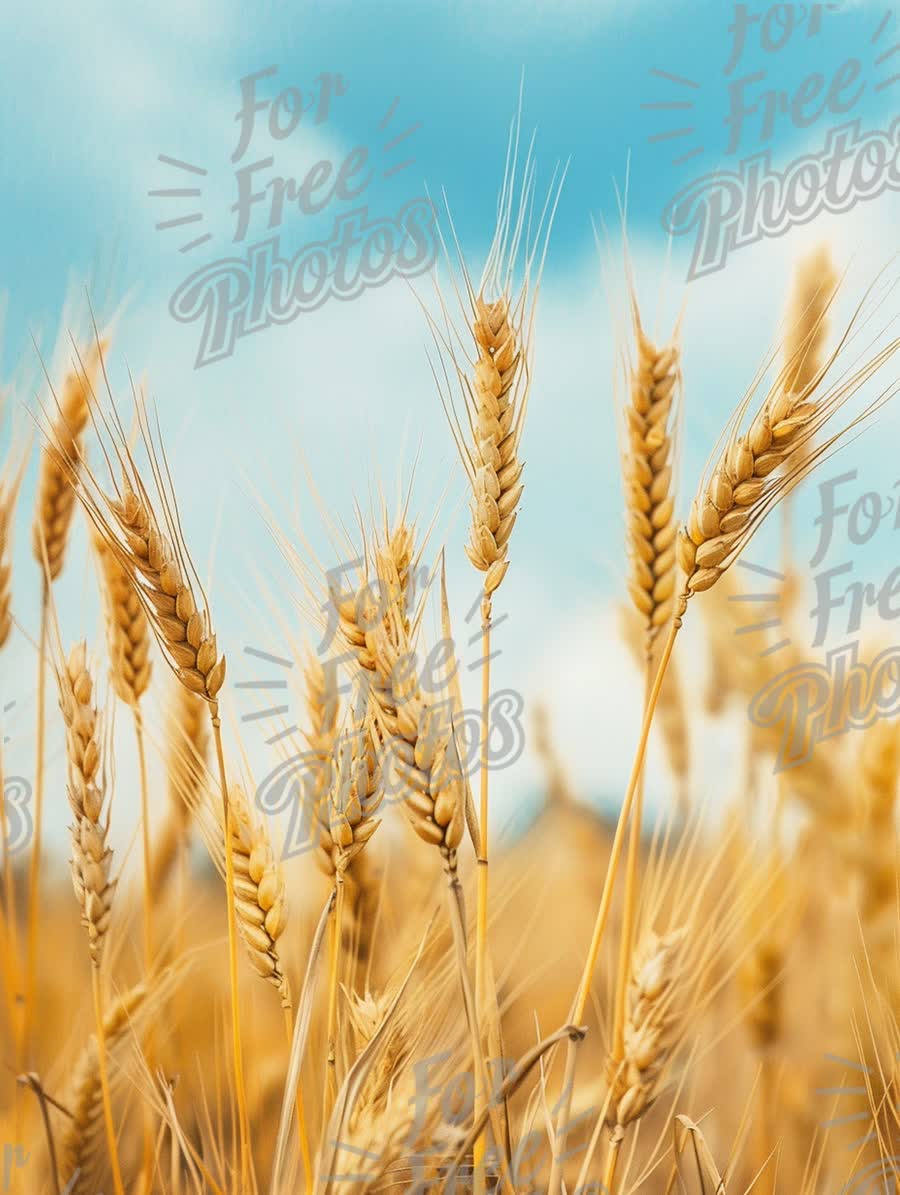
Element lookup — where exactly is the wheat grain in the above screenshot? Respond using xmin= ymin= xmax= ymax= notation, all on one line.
xmin=316 ymin=720 xmax=383 ymax=880
xmin=607 ymin=927 xmax=687 ymax=1130
xmin=56 ymin=642 xmax=116 ymax=965
xmin=93 ymin=530 xmax=152 ymax=705
xmin=59 ymin=980 xmax=150 ymax=1193
xmin=367 ymin=552 xmax=465 ymax=868
xmin=216 ymin=783 xmax=290 ymax=1004
xmin=623 ymin=314 xmax=681 ymax=641
xmin=33 ymin=342 xmax=104 ymax=582
xmin=0 ymin=450 xmax=26 ymax=648
xmin=345 ymin=988 xmax=407 ymax=1129
xmin=331 ymin=516 xmax=416 ymax=685
xmin=463 ymin=295 xmax=522 ymax=610
xmin=103 ymin=481 xmax=225 ymax=700
xmin=676 ymin=322 xmax=899 ymax=602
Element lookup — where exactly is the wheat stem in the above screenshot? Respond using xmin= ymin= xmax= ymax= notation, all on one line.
xmin=473 ymin=605 xmax=491 ymax=1195
xmin=611 ymin=660 xmax=653 ymax=1063
xmin=91 ymin=966 xmax=126 ymax=1195
xmin=602 ymin=1130 xmax=623 ymax=1195
xmin=444 ymin=862 xmax=511 ymax=1192
xmin=133 ymin=706 xmax=153 ymax=971
xmin=210 ymin=707 xmax=251 ymax=1193
xmin=23 ymin=579 xmax=48 ymax=1066
xmin=323 ymin=872 xmax=345 ymax=1117
xmin=0 ymin=739 xmax=20 ymax=1061
xmin=548 ymin=608 xmax=683 ymax=1195
xmin=283 ymin=1004 xmax=312 ymax=1194
xmin=132 ymin=704 xmax=155 ymax=1194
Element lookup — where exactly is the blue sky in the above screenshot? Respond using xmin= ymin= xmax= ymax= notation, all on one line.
xmin=1 ymin=0 xmax=898 ymax=854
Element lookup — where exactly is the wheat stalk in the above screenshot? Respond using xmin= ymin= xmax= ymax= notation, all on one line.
xmin=69 ymin=380 xmax=253 ymax=1188
xmin=33 ymin=342 xmax=104 ymax=582
xmin=675 ymin=323 xmax=897 ymax=601
xmin=602 ymin=928 xmax=689 ymax=1194
xmin=151 ymin=683 xmax=208 ymax=891
xmin=318 ymin=712 xmax=384 ymax=1108
xmin=609 ymin=926 xmax=688 ymax=1129
xmin=0 ymin=446 xmax=26 ymax=650
xmin=55 ymin=641 xmax=125 ymax=1195
xmin=608 ymin=298 xmax=684 ymax=1162
xmin=222 ymin=784 xmax=290 ymax=1006
xmin=623 ymin=313 xmax=681 ymax=641
xmin=552 ymin=291 xmax=900 ymax=1195
xmin=26 ymin=340 xmax=106 ymax=1066
xmin=93 ymin=530 xmax=152 ymax=706
xmin=57 ymin=643 xmax=116 ymax=967
xmin=59 ymin=980 xmax=150 ymax=1195
xmin=0 ymin=441 xmax=27 ymax=1056
xmin=430 ymin=132 xmax=564 ymax=1192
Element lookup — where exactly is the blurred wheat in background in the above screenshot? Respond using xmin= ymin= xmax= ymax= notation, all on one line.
xmin=0 ymin=123 xmax=899 ymax=1195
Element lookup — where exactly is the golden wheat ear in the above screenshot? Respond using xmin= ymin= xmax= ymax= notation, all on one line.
xmin=32 ymin=337 xmax=108 ymax=583
xmin=53 ymin=640 xmax=117 ymax=967
xmin=619 ymin=292 xmax=682 ymax=645
xmin=77 ymin=387 xmax=225 ymax=700
xmin=0 ymin=423 xmax=30 ymax=648
xmin=426 ymin=104 xmax=566 ymax=611
xmin=677 ymin=279 xmax=900 ymax=603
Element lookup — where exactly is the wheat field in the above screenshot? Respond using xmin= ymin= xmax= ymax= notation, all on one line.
xmin=1 ymin=130 xmax=900 ymax=1195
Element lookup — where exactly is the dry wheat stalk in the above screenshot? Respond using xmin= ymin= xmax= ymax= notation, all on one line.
xmin=56 ymin=643 xmax=115 ymax=966
xmin=59 ymin=980 xmax=150 ymax=1193
xmin=93 ymin=530 xmax=152 ymax=705
xmin=623 ymin=314 xmax=680 ymax=642
xmin=607 ymin=926 xmax=688 ymax=1131
xmin=33 ymin=342 xmax=104 ymax=581
xmin=220 ymin=783 xmax=290 ymax=1006
xmin=619 ymin=605 xmax=690 ymax=810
